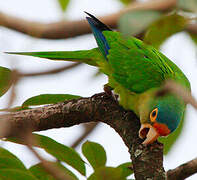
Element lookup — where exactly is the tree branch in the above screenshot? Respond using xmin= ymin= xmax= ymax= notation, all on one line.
xmin=71 ymin=122 xmax=98 ymax=149
xmin=167 ymin=157 xmax=197 ymax=180
xmin=20 ymin=62 xmax=81 ymax=77
xmin=0 ymin=0 xmax=177 ymax=39
xmin=0 ymin=92 xmax=166 ymax=180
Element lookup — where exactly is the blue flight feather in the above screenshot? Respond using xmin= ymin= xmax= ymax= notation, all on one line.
xmin=85 ymin=12 xmax=112 ymax=59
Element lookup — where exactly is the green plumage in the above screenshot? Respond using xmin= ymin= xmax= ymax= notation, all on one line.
xmin=7 ymin=13 xmax=191 ymax=145
xmin=7 ymin=31 xmax=190 ymax=114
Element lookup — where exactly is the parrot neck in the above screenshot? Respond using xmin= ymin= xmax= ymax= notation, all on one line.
xmin=135 ymin=88 xmax=158 ymax=121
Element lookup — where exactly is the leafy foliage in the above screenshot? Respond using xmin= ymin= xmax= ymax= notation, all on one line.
xmin=29 ymin=162 xmax=78 ymax=180
xmin=8 ymin=134 xmax=86 ymax=176
xmin=0 ymin=169 xmax=38 ymax=180
xmin=119 ymin=0 xmax=133 ymax=5
xmin=117 ymin=162 xmax=133 ymax=178
xmin=0 ymin=148 xmax=26 ymax=170
xmin=119 ymin=10 xmax=162 ymax=36
xmin=82 ymin=141 xmax=107 ymax=170
xmin=88 ymin=167 xmax=129 ymax=180
xmin=4 ymin=137 xmax=133 ymax=179
xmin=0 ymin=94 xmax=81 ymax=112
xmin=144 ymin=13 xmax=187 ymax=49
xmin=22 ymin=94 xmax=81 ymax=107
xmin=178 ymin=0 xmax=197 ymax=12
xmin=188 ymin=32 xmax=197 ymax=46
xmin=0 ymin=66 xmax=12 ymax=98
xmin=57 ymin=0 xmax=70 ymax=12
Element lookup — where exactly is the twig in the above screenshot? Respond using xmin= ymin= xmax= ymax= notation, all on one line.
xmin=24 ymin=133 xmax=73 ymax=180
xmin=6 ymin=70 xmax=20 ymax=108
xmin=157 ymin=80 xmax=197 ymax=109
xmin=19 ymin=62 xmax=81 ymax=77
xmin=0 ymin=0 xmax=177 ymax=39
xmin=187 ymin=23 xmax=197 ymax=34
xmin=71 ymin=122 xmax=98 ymax=149
xmin=167 ymin=157 xmax=197 ymax=180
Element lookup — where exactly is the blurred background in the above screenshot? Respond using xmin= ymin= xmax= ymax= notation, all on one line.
xmin=0 ymin=0 xmax=196 ymax=179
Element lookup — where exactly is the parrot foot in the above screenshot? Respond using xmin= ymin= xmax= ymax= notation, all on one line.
xmin=104 ymin=84 xmax=113 ymax=96
xmin=103 ymin=84 xmax=119 ymax=101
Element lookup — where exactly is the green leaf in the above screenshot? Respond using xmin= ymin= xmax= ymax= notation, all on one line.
xmin=35 ymin=134 xmax=86 ymax=176
xmin=119 ymin=0 xmax=133 ymax=5
xmin=117 ymin=162 xmax=133 ymax=177
xmin=58 ymin=0 xmax=70 ymax=12
xmin=144 ymin=14 xmax=187 ymax=49
xmin=188 ymin=32 xmax=197 ymax=45
xmin=0 ymin=157 xmax=26 ymax=171
xmin=0 ymin=106 xmax=30 ymax=112
xmin=0 ymin=147 xmax=26 ymax=170
xmin=7 ymin=134 xmax=86 ymax=176
xmin=22 ymin=94 xmax=81 ymax=107
xmin=82 ymin=141 xmax=106 ymax=170
xmin=88 ymin=167 xmax=128 ymax=180
xmin=29 ymin=162 xmax=78 ymax=180
xmin=159 ymin=115 xmax=184 ymax=155
xmin=0 ymin=66 xmax=12 ymax=98
xmin=178 ymin=0 xmax=197 ymax=12
xmin=0 ymin=169 xmax=38 ymax=180
xmin=119 ymin=10 xmax=162 ymax=36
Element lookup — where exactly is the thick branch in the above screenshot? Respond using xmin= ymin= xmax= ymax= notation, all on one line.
xmin=167 ymin=157 xmax=197 ymax=180
xmin=0 ymin=92 xmax=165 ymax=180
xmin=0 ymin=0 xmax=177 ymax=39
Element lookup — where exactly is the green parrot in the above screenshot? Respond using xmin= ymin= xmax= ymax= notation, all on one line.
xmin=8 ymin=12 xmax=191 ymax=145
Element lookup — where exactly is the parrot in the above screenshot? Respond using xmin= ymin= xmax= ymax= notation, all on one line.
xmin=7 ymin=12 xmax=191 ymax=145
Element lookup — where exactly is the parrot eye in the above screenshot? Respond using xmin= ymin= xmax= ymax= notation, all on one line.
xmin=150 ymin=108 xmax=158 ymax=123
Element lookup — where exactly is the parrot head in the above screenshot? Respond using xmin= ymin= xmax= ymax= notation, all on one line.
xmin=138 ymin=91 xmax=185 ymax=145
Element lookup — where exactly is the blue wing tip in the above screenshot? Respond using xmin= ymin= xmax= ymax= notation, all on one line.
xmin=85 ymin=12 xmax=111 ymax=59
xmin=84 ymin=12 xmax=111 ymax=31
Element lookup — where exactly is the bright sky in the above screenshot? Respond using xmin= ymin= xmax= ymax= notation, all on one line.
xmin=0 ymin=0 xmax=197 ymax=179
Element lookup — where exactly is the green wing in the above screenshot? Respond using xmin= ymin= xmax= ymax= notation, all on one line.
xmin=103 ymin=31 xmax=190 ymax=93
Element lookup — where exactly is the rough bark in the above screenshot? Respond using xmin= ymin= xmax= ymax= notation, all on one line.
xmin=167 ymin=157 xmax=197 ymax=180
xmin=0 ymin=92 xmax=166 ymax=180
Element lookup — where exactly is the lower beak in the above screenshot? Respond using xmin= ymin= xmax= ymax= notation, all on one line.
xmin=139 ymin=124 xmax=159 ymax=145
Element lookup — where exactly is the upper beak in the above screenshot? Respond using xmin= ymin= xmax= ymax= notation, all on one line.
xmin=139 ymin=124 xmax=159 ymax=145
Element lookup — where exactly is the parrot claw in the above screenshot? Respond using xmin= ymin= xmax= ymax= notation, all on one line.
xmin=104 ymin=84 xmax=119 ymax=101
xmin=139 ymin=124 xmax=159 ymax=145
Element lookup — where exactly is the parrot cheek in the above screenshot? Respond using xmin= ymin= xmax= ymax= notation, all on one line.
xmin=139 ymin=124 xmax=159 ymax=145
xmin=153 ymin=122 xmax=171 ymax=136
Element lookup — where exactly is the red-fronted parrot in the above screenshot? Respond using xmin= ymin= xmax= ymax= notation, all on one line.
xmin=7 ymin=12 xmax=191 ymax=145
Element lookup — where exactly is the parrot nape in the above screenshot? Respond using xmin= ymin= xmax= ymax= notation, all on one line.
xmin=7 ymin=12 xmax=191 ymax=145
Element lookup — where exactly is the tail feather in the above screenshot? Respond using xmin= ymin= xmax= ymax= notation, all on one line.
xmin=6 ymin=48 xmax=100 ymax=66
xmin=85 ymin=12 xmax=112 ymax=59
xmin=5 ymin=13 xmax=111 ymax=66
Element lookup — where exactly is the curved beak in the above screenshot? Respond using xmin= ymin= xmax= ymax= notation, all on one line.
xmin=139 ymin=124 xmax=159 ymax=145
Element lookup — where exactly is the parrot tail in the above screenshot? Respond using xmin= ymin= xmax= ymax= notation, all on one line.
xmin=85 ymin=12 xmax=112 ymax=59
xmin=5 ymin=13 xmax=112 ymax=66
xmin=5 ymin=48 xmax=100 ymax=66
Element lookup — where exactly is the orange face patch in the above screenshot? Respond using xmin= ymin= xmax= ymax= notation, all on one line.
xmin=153 ymin=122 xmax=171 ymax=136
